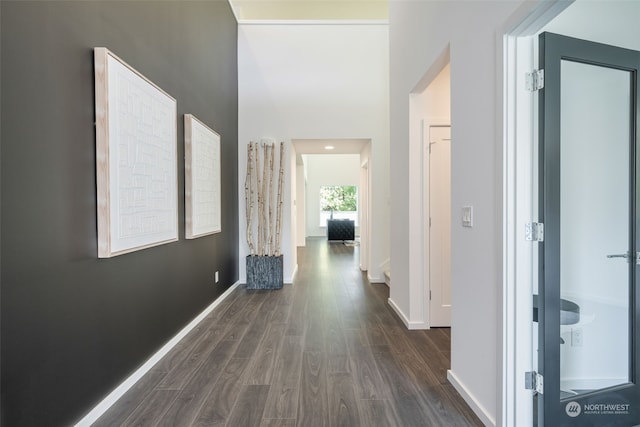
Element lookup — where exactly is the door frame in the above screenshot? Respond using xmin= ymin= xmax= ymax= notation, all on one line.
xmin=499 ymin=1 xmax=574 ymax=426
xmin=405 ymin=49 xmax=450 ymax=330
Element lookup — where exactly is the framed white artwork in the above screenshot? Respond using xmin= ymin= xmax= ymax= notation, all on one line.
xmin=184 ymin=114 xmax=222 ymax=238
xmin=94 ymin=47 xmax=179 ymax=258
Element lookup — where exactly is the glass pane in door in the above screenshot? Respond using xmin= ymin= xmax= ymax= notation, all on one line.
xmin=560 ymin=59 xmax=632 ymax=398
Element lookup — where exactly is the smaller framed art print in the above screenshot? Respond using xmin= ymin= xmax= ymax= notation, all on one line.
xmin=184 ymin=114 xmax=222 ymax=239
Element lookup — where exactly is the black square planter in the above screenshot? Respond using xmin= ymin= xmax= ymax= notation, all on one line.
xmin=246 ymin=255 xmax=283 ymax=290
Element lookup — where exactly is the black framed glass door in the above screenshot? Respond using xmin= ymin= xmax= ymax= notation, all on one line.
xmin=538 ymin=32 xmax=640 ymax=426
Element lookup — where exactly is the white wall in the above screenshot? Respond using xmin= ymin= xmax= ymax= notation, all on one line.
xmin=305 ymin=154 xmax=360 ymax=237
xmin=238 ymin=23 xmax=389 ymax=283
xmin=295 ymin=162 xmax=306 ymax=246
xmin=389 ymin=1 xmax=524 ymax=425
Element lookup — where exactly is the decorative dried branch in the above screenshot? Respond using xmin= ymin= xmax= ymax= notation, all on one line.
xmin=245 ymin=142 xmax=255 ymax=255
xmin=261 ymin=143 xmax=269 ymax=255
xmin=264 ymin=144 xmax=271 ymax=255
xmin=268 ymin=143 xmax=275 ymax=255
xmin=245 ymin=140 xmax=285 ymax=258
xmin=251 ymin=142 xmax=260 ymax=254
xmin=275 ymin=142 xmax=285 ymax=256
xmin=256 ymin=143 xmax=264 ymax=256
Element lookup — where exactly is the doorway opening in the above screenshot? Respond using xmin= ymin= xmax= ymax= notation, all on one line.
xmin=291 ymin=139 xmax=372 ymax=273
xmin=408 ymin=51 xmax=451 ymax=330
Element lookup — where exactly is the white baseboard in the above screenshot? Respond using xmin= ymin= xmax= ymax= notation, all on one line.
xmin=74 ymin=281 xmax=241 ymax=427
xmin=367 ymin=272 xmax=385 ymax=284
xmin=387 ymin=298 xmax=429 ymax=330
xmin=407 ymin=320 xmax=429 ymax=330
xmin=285 ymin=264 xmax=298 ymax=284
xmin=447 ymin=369 xmax=496 ymax=427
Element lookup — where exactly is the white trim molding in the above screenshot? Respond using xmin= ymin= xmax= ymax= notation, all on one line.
xmin=285 ymin=263 xmax=298 ymax=284
xmin=74 ymin=281 xmax=241 ymax=427
xmin=368 ymin=258 xmax=388 ymax=284
xmin=387 ymin=298 xmax=429 ymax=330
xmin=367 ymin=272 xmax=385 ymax=284
xmin=448 ymin=369 xmax=496 ymax=427
xmin=498 ymin=2 xmax=573 ymax=426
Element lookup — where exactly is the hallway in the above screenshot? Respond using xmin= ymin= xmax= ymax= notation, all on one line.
xmin=94 ymin=238 xmax=482 ymax=426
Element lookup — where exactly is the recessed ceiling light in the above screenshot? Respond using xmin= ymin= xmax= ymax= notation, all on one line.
xmin=325 ymin=145 xmax=335 ymax=150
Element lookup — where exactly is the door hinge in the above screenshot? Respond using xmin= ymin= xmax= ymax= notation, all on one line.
xmin=525 ymin=69 xmax=544 ymax=91
xmin=429 ymin=290 xmax=432 ymax=300
xmin=525 ymin=371 xmax=544 ymax=394
xmin=525 ymin=223 xmax=544 ymax=242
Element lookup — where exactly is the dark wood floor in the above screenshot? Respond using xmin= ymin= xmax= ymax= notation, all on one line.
xmin=94 ymin=237 xmax=483 ymax=426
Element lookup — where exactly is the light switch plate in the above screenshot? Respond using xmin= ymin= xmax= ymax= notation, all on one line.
xmin=462 ymin=206 xmax=473 ymax=227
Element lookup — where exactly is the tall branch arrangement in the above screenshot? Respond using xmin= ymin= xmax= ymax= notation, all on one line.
xmin=245 ymin=141 xmax=285 ymax=256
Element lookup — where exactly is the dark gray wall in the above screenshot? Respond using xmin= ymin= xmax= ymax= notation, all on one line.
xmin=0 ymin=2 xmax=238 ymax=425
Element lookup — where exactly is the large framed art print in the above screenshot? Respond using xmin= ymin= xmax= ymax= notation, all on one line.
xmin=94 ymin=47 xmax=178 ymax=258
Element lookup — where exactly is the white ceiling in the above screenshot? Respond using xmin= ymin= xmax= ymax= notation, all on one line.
xmin=228 ymin=0 xmax=388 ymax=21
xmin=292 ymin=138 xmax=369 ymax=155
xmin=292 ymin=138 xmax=369 ymax=165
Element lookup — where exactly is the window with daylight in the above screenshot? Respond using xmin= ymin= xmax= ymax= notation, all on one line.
xmin=319 ymin=185 xmax=358 ymax=226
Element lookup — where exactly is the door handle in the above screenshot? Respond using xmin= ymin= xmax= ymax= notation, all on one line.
xmin=606 ymin=252 xmax=640 ymax=265
xmin=606 ymin=253 xmax=630 ymax=259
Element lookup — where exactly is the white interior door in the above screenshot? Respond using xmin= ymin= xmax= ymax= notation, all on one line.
xmin=429 ymin=125 xmax=451 ymax=327
xmin=359 ymin=160 xmax=369 ymax=271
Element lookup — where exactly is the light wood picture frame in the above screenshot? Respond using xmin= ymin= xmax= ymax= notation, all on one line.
xmin=184 ymin=114 xmax=222 ymax=238
xmin=94 ymin=47 xmax=179 ymax=258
